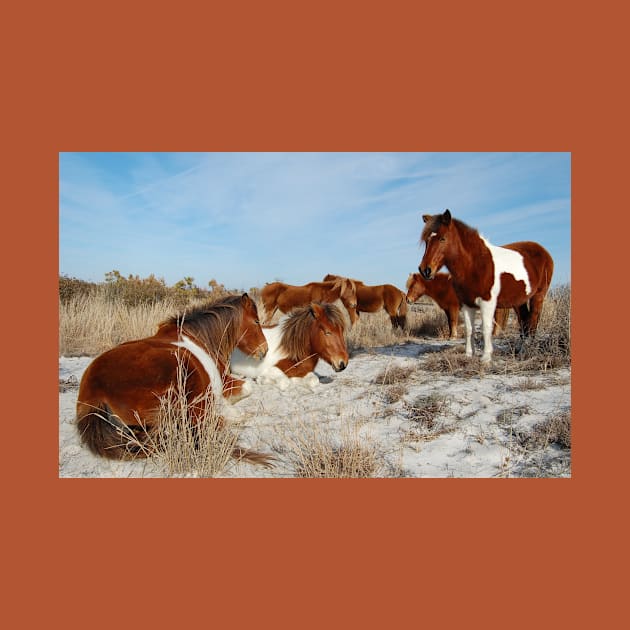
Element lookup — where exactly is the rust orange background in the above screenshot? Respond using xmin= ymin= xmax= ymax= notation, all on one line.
xmin=3 ymin=0 xmax=621 ymax=627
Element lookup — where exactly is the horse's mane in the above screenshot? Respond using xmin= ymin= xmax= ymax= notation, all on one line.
xmin=329 ymin=277 xmax=357 ymax=294
xmin=280 ymin=302 xmax=346 ymax=360
xmin=421 ymin=214 xmax=479 ymax=243
xmin=162 ymin=294 xmax=244 ymax=360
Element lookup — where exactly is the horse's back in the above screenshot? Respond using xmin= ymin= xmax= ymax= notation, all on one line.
xmin=78 ymin=336 xmax=211 ymax=418
xmin=502 ymin=241 xmax=554 ymax=291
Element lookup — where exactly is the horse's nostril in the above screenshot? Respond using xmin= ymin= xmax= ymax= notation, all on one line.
xmin=338 ymin=361 xmax=346 ymax=371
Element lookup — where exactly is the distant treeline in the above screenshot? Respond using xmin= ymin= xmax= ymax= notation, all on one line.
xmin=59 ymin=271 xmax=258 ymax=307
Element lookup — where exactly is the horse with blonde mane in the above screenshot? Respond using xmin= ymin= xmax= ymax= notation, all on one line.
xmin=261 ymin=278 xmax=358 ymax=325
xmin=323 ymin=274 xmax=407 ymax=328
xmin=76 ymin=294 xmax=273 ymax=465
xmin=418 ymin=210 xmax=554 ymax=363
xmin=231 ymin=302 xmax=349 ymax=390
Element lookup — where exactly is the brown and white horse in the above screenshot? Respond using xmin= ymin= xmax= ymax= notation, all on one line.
xmin=231 ymin=302 xmax=349 ymax=390
xmin=406 ymin=272 xmax=461 ymax=339
xmin=323 ymin=274 xmax=407 ymax=328
xmin=76 ymin=294 xmax=271 ymax=464
xmin=406 ymin=272 xmax=511 ymax=340
xmin=418 ymin=210 xmax=554 ymax=363
xmin=261 ymin=278 xmax=358 ymax=325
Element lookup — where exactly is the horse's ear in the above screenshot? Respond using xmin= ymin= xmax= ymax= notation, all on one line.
xmin=442 ymin=209 xmax=451 ymax=225
xmin=309 ymin=303 xmax=323 ymax=319
xmin=241 ymin=293 xmax=250 ymax=304
xmin=422 ymin=214 xmax=431 ymax=223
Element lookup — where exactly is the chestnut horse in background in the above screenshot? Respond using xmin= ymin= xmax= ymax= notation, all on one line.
xmin=76 ymin=294 xmax=272 ymax=465
xmin=261 ymin=278 xmax=358 ymax=325
xmin=231 ymin=302 xmax=349 ymax=390
xmin=406 ymin=272 xmax=460 ymax=339
xmin=419 ymin=209 xmax=554 ymax=363
xmin=406 ymin=273 xmax=511 ymax=340
xmin=323 ymin=274 xmax=407 ymax=329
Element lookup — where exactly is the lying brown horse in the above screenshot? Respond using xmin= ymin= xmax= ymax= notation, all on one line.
xmin=231 ymin=302 xmax=349 ymax=390
xmin=261 ymin=278 xmax=358 ymax=325
xmin=419 ymin=209 xmax=554 ymax=363
xmin=406 ymin=272 xmax=461 ymax=339
xmin=323 ymin=274 xmax=407 ymax=328
xmin=406 ymin=272 xmax=511 ymax=339
xmin=76 ymin=294 xmax=272 ymax=465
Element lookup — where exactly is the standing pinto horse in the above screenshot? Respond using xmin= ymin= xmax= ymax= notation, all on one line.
xmin=323 ymin=274 xmax=407 ymax=329
xmin=418 ymin=210 xmax=553 ymax=363
xmin=261 ymin=278 xmax=358 ymax=325
xmin=76 ymin=294 xmax=271 ymax=464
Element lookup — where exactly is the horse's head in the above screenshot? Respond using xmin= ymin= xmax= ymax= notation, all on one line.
xmin=405 ymin=273 xmax=426 ymax=304
xmin=237 ymin=293 xmax=268 ymax=360
xmin=419 ymin=209 xmax=452 ymax=280
xmin=338 ymin=278 xmax=358 ymax=309
xmin=309 ymin=302 xmax=349 ymax=372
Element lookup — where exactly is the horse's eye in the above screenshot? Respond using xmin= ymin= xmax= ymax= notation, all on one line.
xmin=439 ymin=237 xmax=446 ymax=242
xmin=255 ymin=320 xmax=260 ymax=324
xmin=323 ymin=330 xmax=331 ymax=336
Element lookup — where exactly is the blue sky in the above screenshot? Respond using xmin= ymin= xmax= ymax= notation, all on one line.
xmin=59 ymin=152 xmax=571 ymax=290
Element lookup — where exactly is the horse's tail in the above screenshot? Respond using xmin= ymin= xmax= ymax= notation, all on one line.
xmin=390 ymin=288 xmax=408 ymax=329
xmin=76 ymin=401 xmax=150 ymax=460
xmin=231 ymin=446 xmax=276 ymax=468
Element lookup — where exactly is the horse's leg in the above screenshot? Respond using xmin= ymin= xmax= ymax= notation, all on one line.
xmin=516 ymin=303 xmax=530 ymax=337
xmin=347 ymin=307 xmax=359 ymax=326
xmin=493 ymin=307 xmax=509 ymax=336
xmin=462 ymin=305 xmax=475 ymax=357
xmin=276 ymin=357 xmax=317 ymax=378
xmin=223 ymin=374 xmax=252 ymax=403
xmin=479 ymin=301 xmax=496 ymax=364
xmin=448 ymin=308 xmax=458 ymax=339
xmin=526 ymin=292 xmax=546 ymax=336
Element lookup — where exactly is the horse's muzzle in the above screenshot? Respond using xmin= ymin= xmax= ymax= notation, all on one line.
xmin=255 ymin=344 xmax=268 ymax=360
xmin=419 ymin=266 xmax=433 ymax=280
xmin=333 ymin=360 xmax=347 ymax=372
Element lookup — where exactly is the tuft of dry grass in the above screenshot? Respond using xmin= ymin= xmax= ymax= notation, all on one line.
xmin=282 ymin=420 xmax=383 ymax=478
xmin=422 ymin=346 xmax=483 ymax=377
xmin=150 ymin=387 xmax=239 ymax=478
xmin=382 ymin=383 xmax=407 ymax=404
xmin=517 ymin=410 xmax=571 ymax=450
xmin=405 ymin=393 xmax=449 ymax=429
xmin=373 ymin=364 xmax=416 ymax=385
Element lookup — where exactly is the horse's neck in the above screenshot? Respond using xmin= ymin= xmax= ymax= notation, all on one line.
xmin=163 ymin=323 xmax=231 ymax=368
xmin=446 ymin=226 xmax=489 ymax=281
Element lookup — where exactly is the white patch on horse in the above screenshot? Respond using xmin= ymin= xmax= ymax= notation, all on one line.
xmin=481 ymin=236 xmax=531 ymax=301
xmin=230 ymin=318 xmax=289 ymax=379
xmin=172 ymin=335 xmax=225 ymax=402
